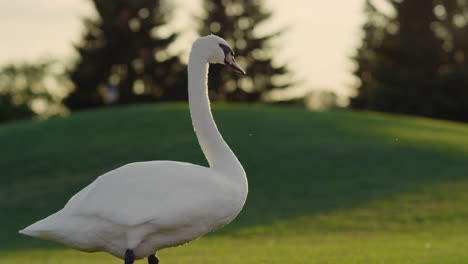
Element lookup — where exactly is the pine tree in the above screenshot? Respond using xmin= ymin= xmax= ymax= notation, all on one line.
xmin=65 ymin=0 xmax=186 ymax=110
xmin=352 ymin=0 xmax=388 ymax=109
xmin=352 ymin=0 xmax=468 ymax=122
xmin=198 ymin=0 xmax=290 ymax=102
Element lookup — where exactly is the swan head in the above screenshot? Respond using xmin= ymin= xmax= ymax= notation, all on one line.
xmin=192 ymin=35 xmax=246 ymax=75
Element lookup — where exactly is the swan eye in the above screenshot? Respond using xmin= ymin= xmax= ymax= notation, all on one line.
xmin=219 ymin=43 xmax=232 ymax=57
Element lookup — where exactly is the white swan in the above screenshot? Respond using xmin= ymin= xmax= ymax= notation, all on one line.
xmin=19 ymin=35 xmax=248 ymax=264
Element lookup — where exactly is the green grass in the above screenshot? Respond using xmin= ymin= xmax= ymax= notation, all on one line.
xmin=1 ymin=103 xmax=468 ymax=263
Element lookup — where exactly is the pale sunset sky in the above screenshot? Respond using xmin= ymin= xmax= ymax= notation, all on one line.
xmin=0 ymin=0 xmax=365 ymax=99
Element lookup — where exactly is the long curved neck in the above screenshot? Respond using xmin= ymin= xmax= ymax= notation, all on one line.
xmin=188 ymin=52 xmax=244 ymax=176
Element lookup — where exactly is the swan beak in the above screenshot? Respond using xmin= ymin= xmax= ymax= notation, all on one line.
xmin=224 ymin=52 xmax=246 ymax=75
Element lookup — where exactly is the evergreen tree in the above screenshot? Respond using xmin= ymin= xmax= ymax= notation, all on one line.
xmin=66 ymin=0 xmax=186 ymax=110
xmin=199 ymin=0 xmax=290 ymax=102
xmin=352 ymin=0 xmax=468 ymax=122
xmin=352 ymin=0 xmax=388 ymax=109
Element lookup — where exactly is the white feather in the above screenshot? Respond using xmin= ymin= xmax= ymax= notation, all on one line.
xmin=19 ymin=35 xmax=248 ymax=260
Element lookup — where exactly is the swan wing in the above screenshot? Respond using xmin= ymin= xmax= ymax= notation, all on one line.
xmin=64 ymin=161 xmax=230 ymax=227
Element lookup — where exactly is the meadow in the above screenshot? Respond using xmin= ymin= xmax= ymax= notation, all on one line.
xmin=1 ymin=104 xmax=468 ymax=264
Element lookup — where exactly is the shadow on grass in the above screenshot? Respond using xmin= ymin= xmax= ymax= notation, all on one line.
xmin=1 ymin=104 xmax=467 ymax=249
xmin=226 ymin=109 xmax=468 ymax=234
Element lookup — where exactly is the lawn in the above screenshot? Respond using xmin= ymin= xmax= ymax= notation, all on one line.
xmin=1 ymin=104 xmax=468 ymax=263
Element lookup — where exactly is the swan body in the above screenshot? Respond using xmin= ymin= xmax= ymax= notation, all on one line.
xmin=20 ymin=35 xmax=248 ymax=262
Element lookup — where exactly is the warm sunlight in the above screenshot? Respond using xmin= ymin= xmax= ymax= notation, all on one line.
xmin=0 ymin=0 xmax=364 ymax=98
xmin=4 ymin=1 xmax=468 ymax=263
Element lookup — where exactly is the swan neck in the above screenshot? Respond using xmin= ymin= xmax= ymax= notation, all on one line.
xmin=187 ymin=53 xmax=243 ymax=175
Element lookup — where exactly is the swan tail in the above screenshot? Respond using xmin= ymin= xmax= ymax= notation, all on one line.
xmin=19 ymin=211 xmax=64 ymax=239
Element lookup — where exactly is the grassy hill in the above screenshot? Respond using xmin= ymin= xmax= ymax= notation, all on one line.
xmin=1 ymin=103 xmax=468 ymax=264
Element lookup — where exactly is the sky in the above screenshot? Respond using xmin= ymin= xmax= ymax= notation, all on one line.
xmin=0 ymin=0 xmax=365 ymax=100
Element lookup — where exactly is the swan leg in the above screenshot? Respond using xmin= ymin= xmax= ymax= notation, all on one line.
xmin=124 ymin=249 xmax=135 ymax=264
xmin=148 ymin=254 xmax=159 ymax=264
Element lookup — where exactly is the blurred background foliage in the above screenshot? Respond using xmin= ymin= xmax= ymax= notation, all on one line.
xmin=198 ymin=0 xmax=291 ymax=102
xmin=1 ymin=0 xmax=468 ymax=123
xmin=0 ymin=59 xmax=71 ymax=123
xmin=352 ymin=0 xmax=468 ymax=122
xmin=65 ymin=0 xmax=187 ymax=109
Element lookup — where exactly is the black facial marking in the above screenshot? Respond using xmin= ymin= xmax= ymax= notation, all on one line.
xmin=219 ymin=43 xmax=234 ymax=56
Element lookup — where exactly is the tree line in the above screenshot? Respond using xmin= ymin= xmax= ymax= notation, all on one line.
xmin=66 ymin=0 xmax=290 ymax=109
xmin=0 ymin=0 xmax=290 ymax=122
xmin=2 ymin=0 xmax=468 ymax=123
xmin=353 ymin=0 xmax=468 ymax=122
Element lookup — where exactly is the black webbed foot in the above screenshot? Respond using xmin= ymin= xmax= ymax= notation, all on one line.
xmin=125 ymin=249 xmax=135 ymax=264
xmin=148 ymin=254 xmax=159 ymax=264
